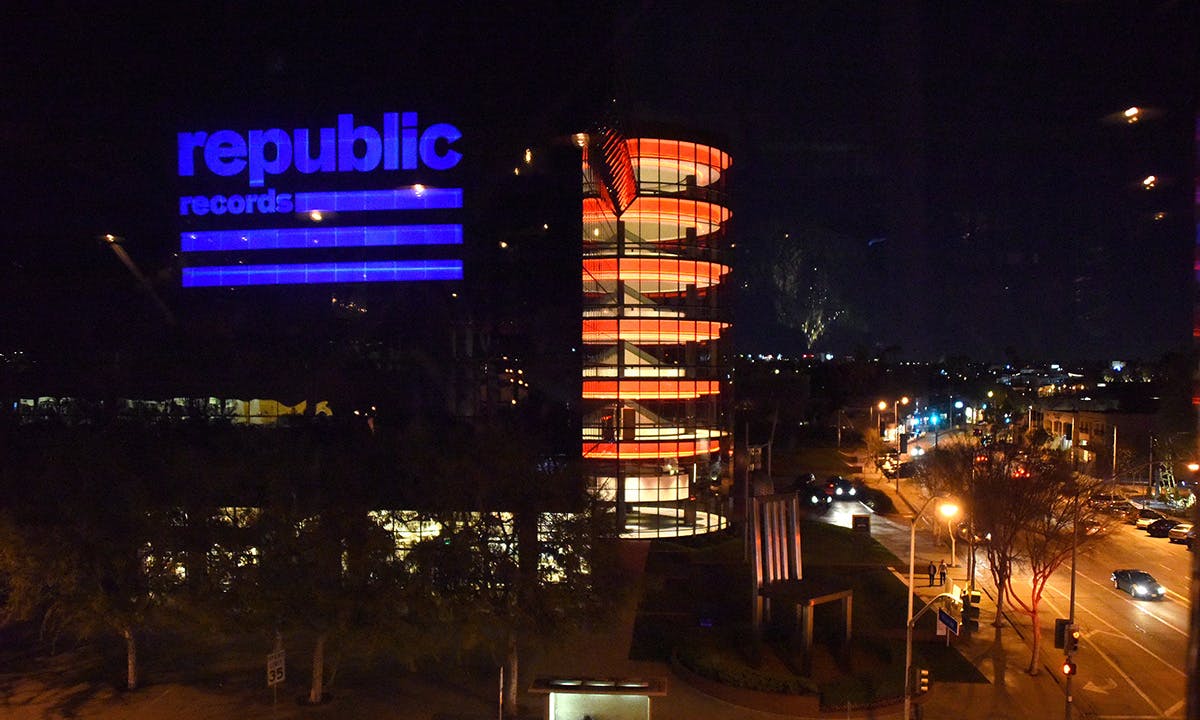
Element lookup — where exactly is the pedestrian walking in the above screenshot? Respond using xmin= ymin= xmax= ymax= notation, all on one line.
xmin=939 ymin=559 xmax=948 ymax=586
xmin=927 ymin=560 xmax=936 ymax=586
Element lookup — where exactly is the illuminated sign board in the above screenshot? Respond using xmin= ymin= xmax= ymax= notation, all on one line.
xmin=177 ymin=112 xmax=463 ymax=287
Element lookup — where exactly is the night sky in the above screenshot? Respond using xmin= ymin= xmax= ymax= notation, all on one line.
xmin=3 ymin=2 xmax=1196 ymax=366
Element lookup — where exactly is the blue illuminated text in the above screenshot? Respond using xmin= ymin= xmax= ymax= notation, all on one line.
xmin=177 ymin=113 xmax=462 ymax=187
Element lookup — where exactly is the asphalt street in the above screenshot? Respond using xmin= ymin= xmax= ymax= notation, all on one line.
xmin=831 ymin=448 xmax=1192 ymax=720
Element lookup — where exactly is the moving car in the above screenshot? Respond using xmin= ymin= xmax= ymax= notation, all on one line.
xmin=1111 ymin=569 xmax=1166 ymax=599
xmin=1168 ymin=523 xmax=1193 ymax=544
xmin=1145 ymin=517 xmax=1180 ymax=537
xmin=827 ymin=476 xmax=858 ymax=500
xmin=801 ymin=475 xmax=833 ymax=512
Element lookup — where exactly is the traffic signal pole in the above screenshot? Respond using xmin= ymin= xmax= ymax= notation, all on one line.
xmin=1065 ymin=491 xmax=1079 ymax=720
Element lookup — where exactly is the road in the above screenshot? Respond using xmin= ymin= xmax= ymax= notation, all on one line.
xmin=1046 ymin=518 xmax=1190 ymax=719
xmin=823 ymin=465 xmax=1191 ymax=718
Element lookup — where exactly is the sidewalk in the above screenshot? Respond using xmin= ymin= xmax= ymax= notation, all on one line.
xmin=523 ymin=465 xmax=1080 ymax=720
xmin=845 ymin=462 xmax=1087 ymax=720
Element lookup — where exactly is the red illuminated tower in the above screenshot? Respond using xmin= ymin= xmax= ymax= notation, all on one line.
xmin=580 ymin=128 xmax=732 ymax=537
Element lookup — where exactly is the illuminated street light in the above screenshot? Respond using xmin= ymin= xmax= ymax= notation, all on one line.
xmin=941 ymin=502 xmax=960 ymax=567
xmin=895 ymin=396 xmax=910 ymax=437
xmin=98 ymin=233 xmax=175 ymax=325
xmin=1142 ymin=175 xmax=1157 ymax=189
xmin=905 ymin=497 xmax=959 ymax=720
xmin=1123 ymin=106 xmax=1142 ymax=123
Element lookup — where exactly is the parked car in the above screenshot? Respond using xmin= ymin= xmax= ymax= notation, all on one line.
xmin=827 ymin=476 xmax=858 ymax=500
xmin=1089 ymin=493 xmax=1128 ymax=513
xmin=1145 ymin=518 xmax=1181 ymax=537
xmin=1133 ymin=509 xmax=1165 ymax=529
xmin=1168 ymin=523 xmax=1194 ymax=544
xmin=1111 ymin=569 xmax=1166 ymax=599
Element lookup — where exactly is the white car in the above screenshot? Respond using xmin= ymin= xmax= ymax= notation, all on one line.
xmin=1168 ymin=523 xmax=1194 ymax=543
xmin=1135 ymin=512 xmax=1166 ymax=531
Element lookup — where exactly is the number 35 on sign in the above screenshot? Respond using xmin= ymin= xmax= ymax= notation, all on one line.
xmin=267 ymin=650 xmax=285 ymax=687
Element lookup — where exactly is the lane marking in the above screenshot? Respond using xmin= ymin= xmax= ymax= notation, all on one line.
xmin=1043 ymin=586 xmax=1186 ymax=679
xmin=1061 ymin=571 xmax=1189 ymax=638
xmin=1040 ymin=594 xmax=1165 ymax=716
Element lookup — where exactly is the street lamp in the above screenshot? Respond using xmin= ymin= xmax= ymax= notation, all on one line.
xmin=904 ymin=496 xmax=958 ymax=720
xmin=895 ymin=396 xmax=910 ymax=439
xmin=946 ymin=512 xmax=957 ymax=567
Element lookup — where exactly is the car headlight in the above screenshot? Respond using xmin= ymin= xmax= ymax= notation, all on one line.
xmin=811 ymin=495 xmax=820 ymax=504
xmin=849 ymin=488 xmax=857 ymax=496
xmin=836 ymin=488 xmax=843 ymax=495
xmin=1157 ymin=585 xmax=1166 ymax=594
xmin=1133 ymin=584 xmax=1146 ymax=595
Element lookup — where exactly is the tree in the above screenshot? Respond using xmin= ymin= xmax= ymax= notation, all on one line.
xmin=1004 ymin=466 xmax=1104 ymax=674
xmin=919 ymin=439 xmax=1107 ymax=673
xmin=918 ymin=439 xmax=1034 ymax=627
xmin=0 ymin=426 xmax=182 ymax=690
xmin=766 ymin=224 xmax=861 ymax=350
xmin=402 ymin=423 xmax=620 ymax=719
xmin=246 ymin=427 xmax=410 ymax=705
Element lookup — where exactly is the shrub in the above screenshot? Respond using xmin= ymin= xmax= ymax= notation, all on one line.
xmin=672 ymin=633 xmax=818 ymax=695
xmin=859 ymin=486 xmax=896 ymax=515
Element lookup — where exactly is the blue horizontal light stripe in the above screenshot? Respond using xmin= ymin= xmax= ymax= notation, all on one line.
xmin=293 ymin=188 xmax=463 ymax=212
xmin=182 ymin=261 xmax=463 ymax=287
xmin=181 ymin=225 xmax=462 ymax=252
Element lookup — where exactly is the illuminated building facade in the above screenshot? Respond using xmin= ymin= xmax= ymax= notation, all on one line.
xmin=581 ymin=129 xmax=732 ymax=537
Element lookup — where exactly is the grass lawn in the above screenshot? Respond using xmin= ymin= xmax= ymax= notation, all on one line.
xmin=629 ymin=521 xmax=985 ymax=708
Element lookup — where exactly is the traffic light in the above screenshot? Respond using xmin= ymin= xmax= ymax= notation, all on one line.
xmin=961 ymin=603 xmax=980 ymax=631
xmin=916 ymin=668 xmax=930 ymax=694
xmin=1055 ymin=619 xmax=1081 ymax=652
xmin=1054 ymin=618 xmax=1069 ymax=649
xmin=1065 ymin=624 xmax=1081 ymax=653
xmin=1062 ymin=659 xmax=1077 ymax=676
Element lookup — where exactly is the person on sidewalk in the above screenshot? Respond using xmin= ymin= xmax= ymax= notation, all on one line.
xmin=927 ymin=560 xmax=937 ymax=586
xmin=938 ymin=559 xmax=948 ymax=586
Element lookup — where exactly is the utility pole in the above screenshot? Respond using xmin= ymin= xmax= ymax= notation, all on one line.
xmin=1065 ymin=489 xmax=1079 ymax=720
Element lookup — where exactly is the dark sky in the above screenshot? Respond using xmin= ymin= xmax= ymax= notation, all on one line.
xmin=2 ymin=2 xmax=1196 ymax=365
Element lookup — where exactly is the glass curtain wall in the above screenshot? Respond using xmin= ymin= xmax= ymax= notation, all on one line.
xmin=581 ymin=137 xmax=732 ymax=538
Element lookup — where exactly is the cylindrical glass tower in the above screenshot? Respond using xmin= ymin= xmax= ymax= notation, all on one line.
xmin=581 ymin=133 xmax=732 ymax=538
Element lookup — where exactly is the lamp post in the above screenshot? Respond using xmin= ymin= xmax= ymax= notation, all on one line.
xmin=947 ymin=514 xmax=957 ymax=568
xmin=904 ymin=496 xmax=959 ymax=720
xmin=895 ymin=396 xmax=910 ymax=441
xmin=100 ymin=233 xmax=176 ymax=325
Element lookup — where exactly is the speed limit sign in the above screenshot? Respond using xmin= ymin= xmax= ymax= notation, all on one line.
xmin=266 ymin=650 xmax=286 ymax=687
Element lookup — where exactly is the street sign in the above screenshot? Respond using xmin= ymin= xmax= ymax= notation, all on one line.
xmin=267 ymin=649 xmax=286 ymax=687
xmin=937 ymin=608 xmax=960 ymax=635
